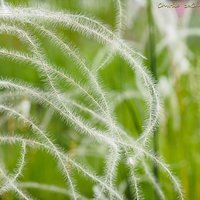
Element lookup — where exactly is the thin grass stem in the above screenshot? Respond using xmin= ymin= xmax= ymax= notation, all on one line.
xmin=147 ymin=0 xmax=159 ymax=199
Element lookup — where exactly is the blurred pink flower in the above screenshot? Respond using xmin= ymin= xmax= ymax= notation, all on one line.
xmin=175 ymin=2 xmax=186 ymax=16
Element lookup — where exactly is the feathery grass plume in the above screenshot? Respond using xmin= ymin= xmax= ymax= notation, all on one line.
xmin=0 ymin=164 xmax=33 ymax=200
xmin=92 ymin=0 xmax=125 ymax=73
xmin=0 ymin=141 xmax=26 ymax=194
xmin=0 ymin=1 xmax=184 ymax=199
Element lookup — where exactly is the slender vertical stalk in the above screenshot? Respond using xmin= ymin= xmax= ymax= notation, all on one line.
xmin=147 ymin=0 xmax=159 ymax=199
xmin=0 ymin=0 xmax=4 ymax=7
xmin=147 ymin=0 xmax=157 ymax=80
